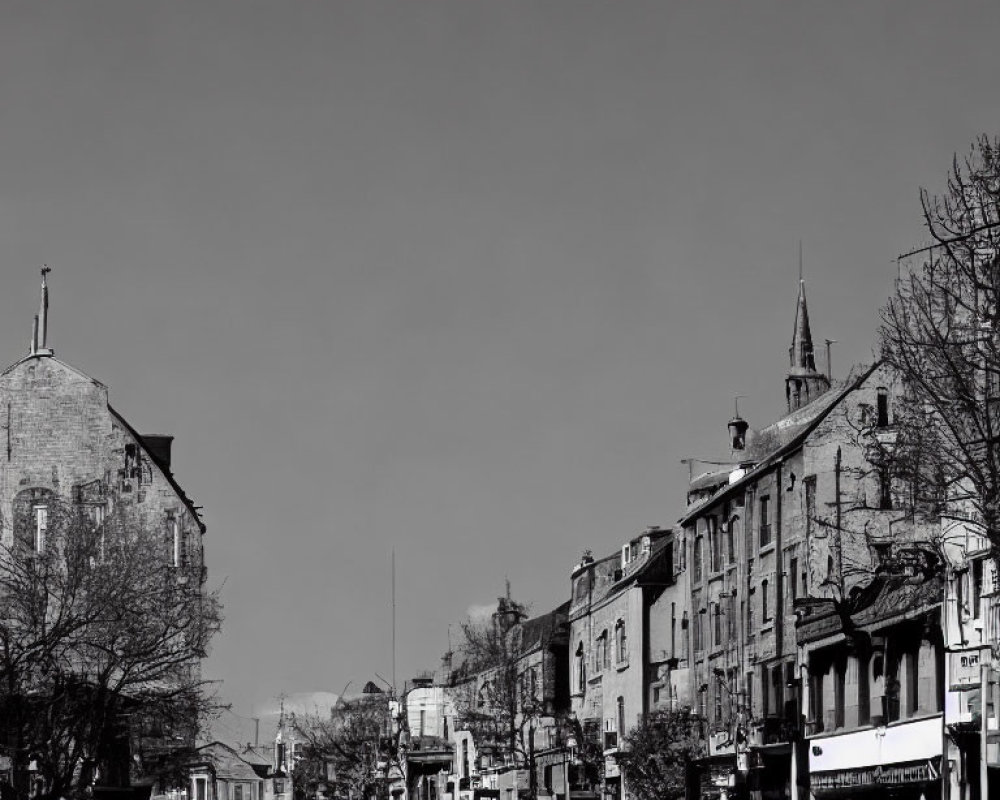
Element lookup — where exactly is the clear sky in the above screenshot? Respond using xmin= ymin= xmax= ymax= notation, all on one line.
xmin=1 ymin=0 xmax=999 ymax=727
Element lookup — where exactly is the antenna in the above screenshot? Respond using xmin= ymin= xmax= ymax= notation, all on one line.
xmin=391 ymin=549 xmax=396 ymax=696
xmin=733 ymin=395 xmax=745 ymax=418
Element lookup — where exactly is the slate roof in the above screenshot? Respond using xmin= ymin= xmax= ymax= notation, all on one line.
xmin=680 ymin=362 xmax=880 ymax=525
xmin=191 ymin=742 xmax=262 ymax=782
xmin=519 ymin=600 xmax=571 ymax=653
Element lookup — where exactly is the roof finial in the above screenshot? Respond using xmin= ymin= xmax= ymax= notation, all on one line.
xmin=36 ymin=266 xmax=52 ymax=356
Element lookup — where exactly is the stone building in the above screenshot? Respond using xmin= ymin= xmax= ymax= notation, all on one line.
xmin=0 ymin=273 xmax=209 ymax=796
xmin=567 ymin=527 xmax=678 ymax=800
xmin=437 ymin=598 xmax=571 ymax=800
xmin=679 ymin=280 xmax=940 ymax=799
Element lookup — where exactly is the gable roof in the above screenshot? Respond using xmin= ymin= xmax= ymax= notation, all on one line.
xmin=192 ymin=742 xmax=262 ymax=782
xmin=679 ymin=362 xmax=881 ymax=526
xmin=519 ymin=600 xmax=570 ymax=654
xmin=0 ymin=353 xmax=205 ymax=532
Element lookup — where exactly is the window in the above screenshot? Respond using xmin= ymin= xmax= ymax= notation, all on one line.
xmin=879 ymin=465 xmax=892 ymax=510
xmin=462 ymin=740 xmax=470 ymax=778
xmin=595 ymin=631 xmax=608 ymax=672
xmin=876 ymin=388 xmax=889 ymax=428
xmin=727 ymin=517 xmax=738 ymax=565
xmin=759 ymin=496 xmax=771 ymax=547
xmin=714 ymin=676 xmax=723 ymax=722
xmin=419 ymin=710 xmax=426 ymax=737
xmin=235 ymin=785 xmax=245 ymax=800
xmin=804 ymin=477 xmax=817 ymax=538
xmin=762 ymin=579 xmax=770 ymax=622
xmin=693 ymin=593 xmax=704 ymax=651
xmin=801 ymin=567 xmax=808 ymax=600
xmin=858 ymin=653 xmax=871 ymax=726
xmin=747 ymin=586 xmax=756 ymax=636
xmin=33 ymin=504 xmax=47 ymax=553
xmin=727 ymin=594 xmax=737 ymax=641
xmin=616 ymin=619 xmax=627 ymax=664
xmin=809 ymin=671 xmax=824 ymax=732
xmin=789 ymin=558 xmax=798 ymax=605
xmin=746 ymin=672 xmax=754 ymax=717
xmin=693 ymin=532 xmax=703 ymax=582
xmin=709 ymin=517 xmax=722 ymax=573
xmin=770 ymin=665 xmax=784 ymax=717
xmin=905 ymin=650 xmax=919 ymax=717
xmin=834 ymin=658 xmax=846 ymax=729
xmin=575 ymin=642 xmax=585 ymax=692
xmin=194 ymin=778 xmax=208 ymax=800
xmin=671 ymin=603 xmax=677 ymax=660
xmin=713 ymin=603 xmax=722 ymax=647
xmin=973 ymin=559 xmax=984 ymax=620
xmin=885 ymin=651 xmax=902 ymax=723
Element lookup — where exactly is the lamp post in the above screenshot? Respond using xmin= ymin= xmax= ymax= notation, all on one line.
xmin=520 ymin=701 xmax=538 ymax=800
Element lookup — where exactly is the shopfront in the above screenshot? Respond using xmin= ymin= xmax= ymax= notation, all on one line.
xmin=808 ymin=715 xmax=942 ymax=799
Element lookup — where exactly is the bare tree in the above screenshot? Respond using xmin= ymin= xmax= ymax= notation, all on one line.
xmin=880 ymin=135 xmax=1000 ymax=556
xmin=617 ymin=710 xmax=705 ymax=800
xmin=0 ymin=499 xmax=222 ymax=800
xmin=452 ymin=595 xmax=533 ymax=766
xmin=292 ymin=692 xmax=399 ymax=800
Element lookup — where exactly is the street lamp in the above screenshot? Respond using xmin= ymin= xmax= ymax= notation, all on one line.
xmin=521 ymin=700 xmax=538 ymax=800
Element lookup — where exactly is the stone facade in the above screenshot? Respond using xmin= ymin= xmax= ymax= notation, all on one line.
xmin=0 ymin=352 xmax=205 ymax=576
xmin=567 ymin=529 xmax=677 ymax=800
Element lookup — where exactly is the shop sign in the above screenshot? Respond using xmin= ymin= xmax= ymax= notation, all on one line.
xmin=811 ymin=758 xmax=939 ymax=791
xmin=949 ymin=648 xmax=986 ymax=690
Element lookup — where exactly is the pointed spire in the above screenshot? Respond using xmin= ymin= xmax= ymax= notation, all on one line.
xmin=789 ymin=277 xmax=816 ymax=373
xmin=784 ymin=253 xmax=830 ymax=413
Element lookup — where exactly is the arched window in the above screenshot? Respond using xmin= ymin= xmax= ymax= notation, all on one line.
xmin=595 ymin=630 xmax=609 ymax=672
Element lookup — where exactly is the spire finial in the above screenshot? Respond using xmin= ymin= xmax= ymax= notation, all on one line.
xmin=36 ymin=266 xmax=52 ymax=356
xmin=798 ymin=240 xmax=803 ymax=283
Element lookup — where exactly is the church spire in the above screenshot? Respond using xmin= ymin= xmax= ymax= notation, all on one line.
xmin=784 ymin=261 xmax=829 ymax=413
xmin=788 ymin=277 xmax=816 ymax=373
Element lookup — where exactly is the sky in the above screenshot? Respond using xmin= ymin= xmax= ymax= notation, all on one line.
xmin=1 ymin=0 xmax=999 ymax=736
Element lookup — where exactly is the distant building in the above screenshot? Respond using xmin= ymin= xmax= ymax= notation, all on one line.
xmin=567 ymin=527 xmax=678 ymax=800
xmin=186 ymin=743 xmax=266 ymax=800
